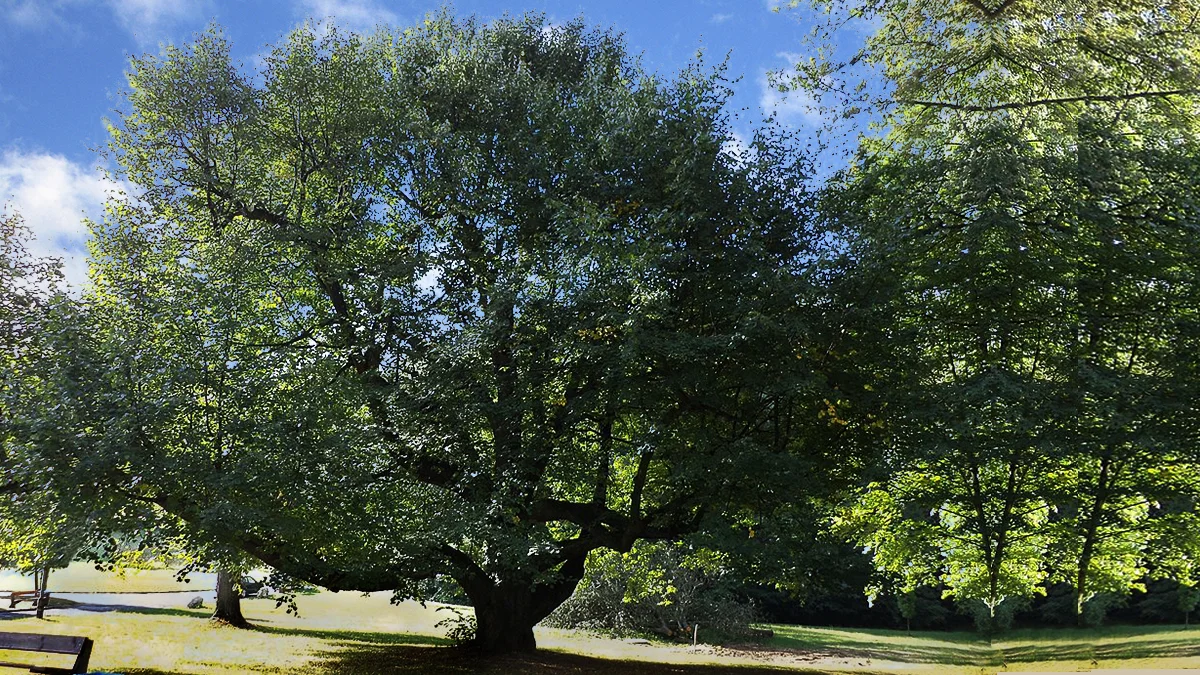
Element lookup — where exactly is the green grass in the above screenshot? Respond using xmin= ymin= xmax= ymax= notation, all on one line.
xmin=5 ymin=565 xmax=1200 ymax=673
xmin=0 ymin=600 xmax=784 ymax=675
xmin=3 ymin=603 xmax=1195 ymax=674
xmin=0 ymin=562 xmax=215 ymax=593
xmin=763 ymin=622 xmax=1200 ymax=672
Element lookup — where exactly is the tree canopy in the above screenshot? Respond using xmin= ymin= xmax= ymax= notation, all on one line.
xmin=801 ymin=0 xmax=1200 ymax=628
xmin=18 ymin=13 xmax=846 ymax=652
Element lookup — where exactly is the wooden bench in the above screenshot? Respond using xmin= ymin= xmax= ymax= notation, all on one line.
xmin=0 ymin=592 xmax=50 ymax=620
xmin=0 ymin=631 xmax=92 ymax=674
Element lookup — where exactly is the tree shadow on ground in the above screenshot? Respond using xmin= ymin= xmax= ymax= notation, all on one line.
xmin=996 ymin=637 xmax=1200 ymax=664
xmin=766 ymin=627 xmax=988 ymax=666
xmin=74 ymin=605 xmax=203 ymax=619
xmin=767 ymin=623 xmax=1200 ymax=669
xmin=313 ymin=644 xmax=853 ymax=674
xmin=250 ymin=623 xmax=451 ymax=646
xmin=119 ymin=644 xmax=851 ymax=675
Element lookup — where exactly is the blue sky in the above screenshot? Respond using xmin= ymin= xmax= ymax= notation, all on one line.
xmin=0 ymin=0 xmax=824 ymax=286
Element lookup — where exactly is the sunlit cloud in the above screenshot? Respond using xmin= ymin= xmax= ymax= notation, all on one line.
xmin=1 ymin=0 xmax=205 ymax=41
xmin=720 ymin=130 xmax=755 ymax=165
xmin=1 ymin=0 xmax=83 ymax=30
xmin=0 ymin=149 xmax=119 ymax=288
xmin=296 ymin=0 xmax=398 ymax=34
xmin=758 ymin=72 xmax=822 ymax=127
xmin=108 ymin=0 xmax=208 ymax=42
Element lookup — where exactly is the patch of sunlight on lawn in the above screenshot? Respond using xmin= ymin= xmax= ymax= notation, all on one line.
xmin=0 ymin=592 xmax=453 ymax=674
xmin=0 ymin=562 xmax=215 ymax=593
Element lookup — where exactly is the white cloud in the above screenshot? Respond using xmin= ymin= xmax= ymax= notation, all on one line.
xmin=0 ymin=150 xmax=118 ymax=289
xmin=1 ymin=0 xmax=84 ymax=30
xmin=759 ymin=73 xmax=823 ymax=126
xmin=710 ymin=13 xmax=734 ymax=24
xmin=3 ymin=0 xmax=49 ymax=26
xmin=759 ymin=54 xmax=824 ymax=127
xmin=2 ymin=0 xmax=204 ymax=41
xmin=107 ymin=0 xmax=206 ymax=42
xmin=720 ymin=131 xmax=754 ymax=165
xmin=297 ymin=0 xmax=398 ymax=34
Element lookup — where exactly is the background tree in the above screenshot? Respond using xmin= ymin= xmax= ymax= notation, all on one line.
xmin=0 ymin=209 xmax=84 ymax=596
xmin=802 ymin=0 xmax=1200 ymax=628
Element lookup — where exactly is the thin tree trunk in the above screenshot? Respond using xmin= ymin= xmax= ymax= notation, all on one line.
xmin=212 ymin=569 xmax=249 ymax=628
xmin=1074 ymin=456 xmax=1111 ymax=626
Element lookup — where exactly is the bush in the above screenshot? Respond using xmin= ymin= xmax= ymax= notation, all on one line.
xmin=544 ymin=542 xmax=759 ymax=642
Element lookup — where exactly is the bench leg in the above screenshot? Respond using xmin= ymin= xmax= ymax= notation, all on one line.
xmin=71 ymin=638 xmax=92 ymax=674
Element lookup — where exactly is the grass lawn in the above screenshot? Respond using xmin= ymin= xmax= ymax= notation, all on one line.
xmin=0 ymin=594 xmax=789 ymax=675
xmin=764 ymin=623 xmax=1200 ymax=672
xmin=0 ymin=562 xmax=215 ymax=593
xmin=3 ymin=565 xmax=1200 ymax=673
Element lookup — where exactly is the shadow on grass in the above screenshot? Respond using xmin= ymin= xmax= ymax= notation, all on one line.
xmin=101 ymin=605 xmax=210 ymax=619
xmin=250 ymin=622 xmax=451 ymax=647
xmin=765 ymin=623 xmax=1200 ymax=668
xmin=117 ymin=645 xmax=844 ymax=675
xmin=106 ymin=604 xmax=453 ymax=648
xmin=765 ymin=625 xmax=990 ymax=667
xmin=313 ymin=644 xmax=842 ymax=674
xmin=995 ymin=634 xmax=1200 ymax=664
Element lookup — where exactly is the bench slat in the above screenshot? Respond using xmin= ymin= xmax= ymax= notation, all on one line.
xmin=0 ymin=631 xmax=86 ymax=655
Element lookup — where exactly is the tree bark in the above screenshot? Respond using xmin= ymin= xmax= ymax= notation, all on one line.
xmin=212 ymin=569 xmax=250 ymax=628
xmin=1074 ymin=456 xmax=1111 ymax=626
xmin=459 ymin=562 xmax=585 ymax=654
xmin=473 ymin=588 xmax=539 ymax=654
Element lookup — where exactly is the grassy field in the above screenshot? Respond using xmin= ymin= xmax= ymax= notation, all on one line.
xmin=0 ymin=562 xmax=215 ymax=593
xmin=3 ymin=566 xmax=1200 ymax=673
xmin=763 ymin=623 xmax=1200 ymax=672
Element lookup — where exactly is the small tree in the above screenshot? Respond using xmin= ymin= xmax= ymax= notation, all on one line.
xmin=838 ymin=456 xmax=1054 ymax=632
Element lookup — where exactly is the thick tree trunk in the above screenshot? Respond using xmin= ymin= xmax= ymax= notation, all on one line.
xmin=212 ymin=569 xmax=249 ymax=628
xmin=474 ymin=592 xmax=538 ymax=654
xmin=460 ymin=565 xmax=584 ymax=654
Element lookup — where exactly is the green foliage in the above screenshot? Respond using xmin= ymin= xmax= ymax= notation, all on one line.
xmin=26 ymin=11 xmax=834 ymax=652
xmin=544 ymin=541 xmax=759 ymax=641
xmin=0 ymin=209 xmax=95 ymax=581
xmin=778 ymin=0 xmax=1200 ymax=138
xmin=434 ymin=605 xmax=478 ymax=646
xmin=838 ymin=463 xmax=1052 ymax=620
xmin=799 ymin=0 xmax=1200 ymax=629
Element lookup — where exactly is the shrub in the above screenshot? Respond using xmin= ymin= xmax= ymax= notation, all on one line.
xmin=544 ymin=542 xmax=759 ymax=642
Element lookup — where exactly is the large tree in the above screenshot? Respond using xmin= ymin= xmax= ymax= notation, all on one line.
xmin=59 ymin=14 xmax=831 ymax=652
xmin=804 ymin=0 xmax=1200 ymax=627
